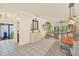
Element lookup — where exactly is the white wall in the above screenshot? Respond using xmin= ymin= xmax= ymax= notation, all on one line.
xmin=17 ymin=11 xmax=51 ymax=46
xmin=16 ymin=12 xmax=32 ymax=46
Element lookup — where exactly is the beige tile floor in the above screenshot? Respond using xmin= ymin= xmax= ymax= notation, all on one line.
xmin=45 ymin=40 xmax=66 ymax=56
xmin=0 ymin=38 xmax=56 ymax=56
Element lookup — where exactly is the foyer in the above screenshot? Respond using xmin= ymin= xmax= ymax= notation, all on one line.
xmin=0 ymin=3 xmax=79 ymax=56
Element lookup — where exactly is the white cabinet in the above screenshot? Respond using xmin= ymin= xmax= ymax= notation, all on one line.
xmin=30 ymin=32 xmax=41 ymax=43
xmin=72 ymin=41 xmax=79 ymax=56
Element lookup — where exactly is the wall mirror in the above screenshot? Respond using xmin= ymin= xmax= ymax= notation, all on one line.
xmin=32 ymin=20 xmax=38 ymax=30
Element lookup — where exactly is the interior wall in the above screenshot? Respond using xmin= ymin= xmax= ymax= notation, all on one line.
xmin=17 ymin=11 xmax=52 ymax=46
xmin=16 ymin=12 xmax=32 ymax=46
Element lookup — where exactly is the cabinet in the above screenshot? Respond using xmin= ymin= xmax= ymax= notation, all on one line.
xmin=30 ymin=32 xmax=41 ymax=43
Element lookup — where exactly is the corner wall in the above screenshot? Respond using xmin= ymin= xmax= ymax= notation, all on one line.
xmin=17 ymin=11 xmax=51 ymax=46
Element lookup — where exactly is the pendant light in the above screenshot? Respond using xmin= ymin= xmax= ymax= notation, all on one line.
xmin=69 ymin=3 xmax=76 ymax=24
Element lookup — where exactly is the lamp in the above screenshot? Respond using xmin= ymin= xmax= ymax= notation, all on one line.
xmin=69 ymin=3 xmax=76 ymax=25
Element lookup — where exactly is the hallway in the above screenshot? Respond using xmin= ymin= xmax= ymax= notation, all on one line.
xmin=0 ymin=38 xmax=61 ymax=56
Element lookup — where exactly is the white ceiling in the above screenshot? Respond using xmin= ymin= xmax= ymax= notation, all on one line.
xmin=0 ymin=3 xmax=79 ymax=21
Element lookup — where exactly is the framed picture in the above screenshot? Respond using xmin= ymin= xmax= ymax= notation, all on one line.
xmin=32 ymin=20 xmax=38 ymax=30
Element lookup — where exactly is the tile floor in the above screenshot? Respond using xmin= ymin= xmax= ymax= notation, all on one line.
xmin=45 ymin=40 xmax=66 ymax=56
xmin=0 ymin=38 xmax=56 ymax=56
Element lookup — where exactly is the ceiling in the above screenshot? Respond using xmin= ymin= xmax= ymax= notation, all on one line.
xmin=0 ymin=3 xmax=79 ymax=21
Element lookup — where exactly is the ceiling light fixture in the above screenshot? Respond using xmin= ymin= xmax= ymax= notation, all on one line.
xmin=0 ymin=12 xmax=8 ymax=19
xmin=69 ymin=3 xmax=76 ymax=25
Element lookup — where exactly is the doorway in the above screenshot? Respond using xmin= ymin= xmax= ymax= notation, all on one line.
xmin=0 ymin=23 xmax=14 ymax=40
